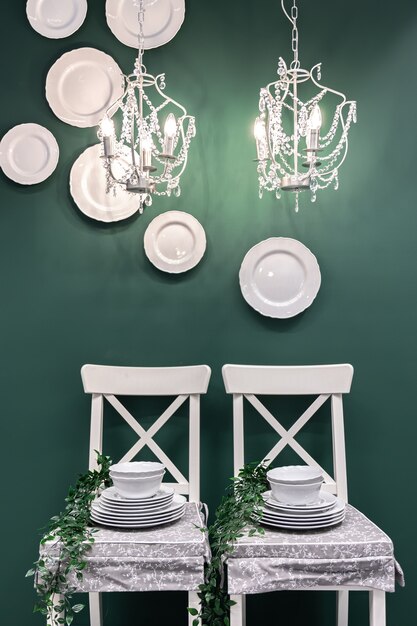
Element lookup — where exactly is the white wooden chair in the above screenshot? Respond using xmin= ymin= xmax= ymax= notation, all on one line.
xmin=222 ymin=364 xmax=402 ymax=626
xmin=49 ymin=364 xmax=211 ymax=626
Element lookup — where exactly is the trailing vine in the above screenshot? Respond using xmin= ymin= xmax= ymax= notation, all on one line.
xmin=26 ymin=453 xmax=112 ymax=625
xmin=189 ymin=462 xmax=268 ymax=626
xmin=27 ymin=457 xmax=267 ymax=626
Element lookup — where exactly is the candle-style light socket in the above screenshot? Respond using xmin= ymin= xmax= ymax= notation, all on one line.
xmin=103 ymin=136 xmax=114 ymax=157
xmin=307 ymin=129 xmax=320 ymax=151
xmin=142 ymin=146 xmax=152 ymax=169
xmin=163 ymin=136 xmax=174 ymax=156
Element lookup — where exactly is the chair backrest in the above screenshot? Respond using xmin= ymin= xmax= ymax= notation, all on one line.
xmin=222 ymin=364 xmax=354 ymax=502
xmin=81 ymin=364 xmax=211 ymax=502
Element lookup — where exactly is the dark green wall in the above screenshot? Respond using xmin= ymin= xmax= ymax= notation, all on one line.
xmin=1 ymin=1 xmax=416 ymax=624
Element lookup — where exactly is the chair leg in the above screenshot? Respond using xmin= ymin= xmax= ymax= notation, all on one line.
xmin=230 ymin=594 xmax=246 ymax=626
xmin=89 ymin=592 xmax=103 ymax=626
xmin=369 ymin=590 xmax=386 ymax=626
xmin=47 ymin=593 xmax=64 ymax=626
xmin=188 ymin=590 xmax=201 ymax=626
xmin=336 ymin=589 xmax=349 ymax=626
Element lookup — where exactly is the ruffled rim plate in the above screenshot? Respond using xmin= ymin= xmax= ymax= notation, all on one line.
xmin=262 ymin=490 xmax=337 ymax=512
xmin=70 ymin=144 xmax=139 ymax=222
xmin=106 ymin=0 xmax=185 ymax=49
xmin=239 ymin=237 xmax=321 ymax=318
xmin=26 ymin=0 xmax=87 ymax=39
xmin=46 ymin=47 xmax=124 ymax=127
xmin=0 ymin=123 xmax=59 ymax=185
xmin=100 ymin=485 xmax=175 ymax=504
xmin=144 ymin=210 xmax=206 ymax=273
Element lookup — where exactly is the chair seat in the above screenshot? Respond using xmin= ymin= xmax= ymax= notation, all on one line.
xmin=41 ymin=502 xmax=210 ymax=592
xmin=226 ymin=505 xmax=404 ymax=594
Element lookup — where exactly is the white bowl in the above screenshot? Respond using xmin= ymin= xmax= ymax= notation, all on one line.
xmin=269 ymin=479 xmax=323 ymax=505
xmin=267 ymin=465 xmax=323 ymax=485
xmin=110 ymin=461 xmax=165 ymax=478
xmin=111 ymin=471 xmax=165 ymax=499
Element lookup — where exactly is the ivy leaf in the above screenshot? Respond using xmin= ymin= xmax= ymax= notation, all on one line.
xmin=187 ymin=607 xmax=199 ymax=616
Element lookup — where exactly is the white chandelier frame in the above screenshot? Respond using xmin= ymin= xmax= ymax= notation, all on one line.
xmin=255 ymin=0 xmax=357 ymax=210
xmin=98 ymin=0 xmax=195 ymax=213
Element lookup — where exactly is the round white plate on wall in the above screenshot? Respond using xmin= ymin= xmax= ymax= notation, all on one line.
xmin=26 ymin=0 xmax=88 ymax=39
xmin=0 ymin=123 xmax=59 ymax=185
xmin=106 ymin=0 xmax=185 ymax=49
xmin=70 ymin=143 xmax=139 ymax=222
xmin=144 ymin=211 xmax=206 ymax=273
xmin=239 ymin=237 xmax=321 ymax=318
xmin=46 ymin=48 xmax=124 ymax=127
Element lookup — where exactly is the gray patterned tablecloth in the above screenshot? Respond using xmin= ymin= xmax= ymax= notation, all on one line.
xmin=226 ymin=505 xmax=404 ymax=594
xmin=41 ymin=502 xmax=210 ymax=592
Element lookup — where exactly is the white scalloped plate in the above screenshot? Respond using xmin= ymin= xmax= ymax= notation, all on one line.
xmin=0 ymin=123 xmax=59 ymax=185
xmin=26 ymin=0 xmax=87 ymax=39
xmin=144 ymin=211 xmax=206 ymax=273
xmin=46 ymin=47 xmax=124 ymax=127
xmin=239 ymin=237 xmax=321 ymax=318
xmin=70 ymin=144 xmax=139 ymax=222
xmin=106 ymin=0 xmax=185 ymax=49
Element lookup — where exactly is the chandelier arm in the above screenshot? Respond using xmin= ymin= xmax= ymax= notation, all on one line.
xmin=264 ymin=94 xmax=279 ymax=165
xmin=280 ymin=0 xmax=293 ymax=26
xmin=309 ymin=63 xmax=347 ymax=105
xmin=153 ymin=75 xmax=188 ymax=118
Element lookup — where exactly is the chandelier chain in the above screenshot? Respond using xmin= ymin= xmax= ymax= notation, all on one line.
xmin=291 ymin=0 xmax=298 ymax=64
xmin=134 ymin=0 xmax=145 ymax=73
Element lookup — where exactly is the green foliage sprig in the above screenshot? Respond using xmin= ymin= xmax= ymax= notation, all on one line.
xmin=26 ymin=453 xmax=112 ymax=626
xmin=189 ymin=462 xmax=268 ymax=626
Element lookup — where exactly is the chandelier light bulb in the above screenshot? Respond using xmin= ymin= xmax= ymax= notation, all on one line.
xmin=254 ymin=117 xmax=267 ymax=160
xmin=100 ymin=116 xmax=115 ymax=157
xmin=100 ymin=116 xmax=115 ymax=137
xmin=164 ymin=113 xmax=177 ymax=139
xmin=254 ymin=117 xmax=266 ymax=141
xmin=309 ymin=104 xmax=322 ymax=131
xmin=162 ymin=113 xmax=177 ymax=157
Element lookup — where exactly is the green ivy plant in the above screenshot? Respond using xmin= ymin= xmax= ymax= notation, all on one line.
xmin=189 ymin=461 xmax=268 ymax=626
xmin=26 ymin=453 xmax=112 ymax=626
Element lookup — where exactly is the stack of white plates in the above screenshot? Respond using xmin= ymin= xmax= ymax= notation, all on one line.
xmin=261 ymin=490 xmax=345 ymax=530
xmin=91 ymin=486 xmax=186 ymax=528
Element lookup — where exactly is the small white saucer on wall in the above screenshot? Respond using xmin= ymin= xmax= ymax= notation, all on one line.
xmin=0 ymin=123 xmax=59 ymax=185
xmin=26 ymin=0 xmax=88 ymax=39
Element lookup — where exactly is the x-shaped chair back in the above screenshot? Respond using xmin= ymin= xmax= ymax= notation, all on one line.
xmin=222 ymin=364 xmax=353 ymax=501
xmin=81 ymin=364 xmax=211 ymax=502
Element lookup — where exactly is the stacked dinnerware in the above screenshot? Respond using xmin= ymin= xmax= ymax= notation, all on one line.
xmin=261 ymin=465 xmax=345 ymax=530
xmin=110 ymin=461 xmax=166 ymax=499
xmin=90 ymin=461 xmax=186 ymax=528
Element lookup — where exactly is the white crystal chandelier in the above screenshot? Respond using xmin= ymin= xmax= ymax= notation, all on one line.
xmin=254 ymin=0 xmax=357 ymax=211
xmin=98 ymin=0 xmax=195 ymax=213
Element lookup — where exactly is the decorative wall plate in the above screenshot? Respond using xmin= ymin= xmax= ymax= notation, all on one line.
xmin=26 ymin=0 xmax=87 ymax=39
xmin=45 ymin=48 xmax=124 ymax=127
xmin=0 ymin=123 xmax=59 ymax=185
xmin=70 ymin=144 xmax=139 ymax=222
xmin=144 ymin=211 xmax=206 ymax=273
xmin=105 ymin=0 xmax=185 ymax=49
xmin=239 ymin=237 xmax=321 ymax=318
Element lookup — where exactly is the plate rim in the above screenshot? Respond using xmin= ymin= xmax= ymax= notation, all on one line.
xmin=261 ymin=516 xmax=345 ymax=530
xmin=100 ymin=484 xmax=175 ymax=502
xmin=239 ymin=237 xmax=321 ymax=318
